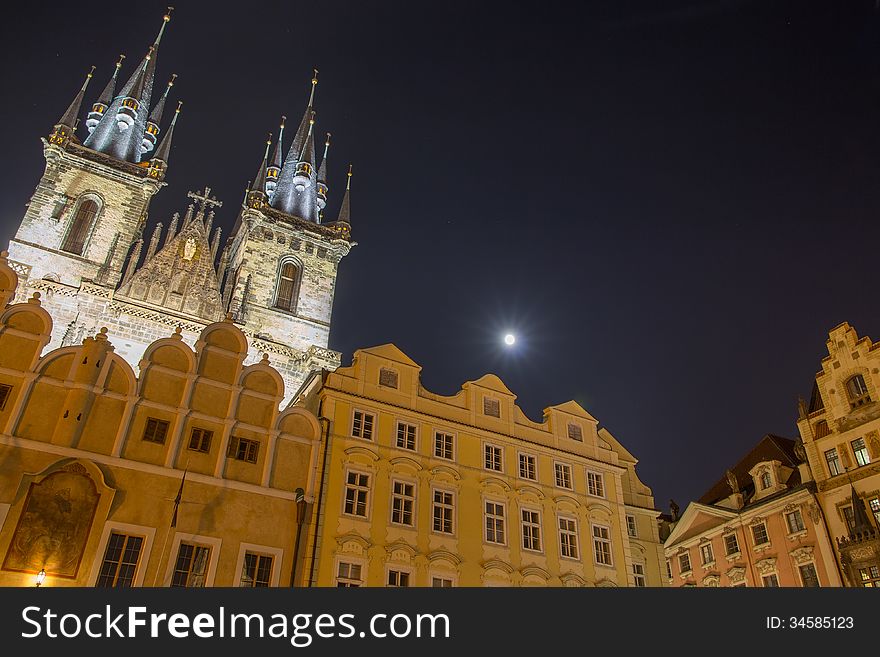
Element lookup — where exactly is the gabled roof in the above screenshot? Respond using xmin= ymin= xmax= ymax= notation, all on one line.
xmin=463 ymin=373 xmax=516 ymax=397
xmin=356 ymin=343 xmax=421 ymax=369
xmin=664 ymin=502 xmax=738 ymax=548
xmin=545 ymin=400 xmax=598 ymax=423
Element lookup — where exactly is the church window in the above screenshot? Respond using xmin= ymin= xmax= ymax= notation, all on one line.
xmin=274 ymin=261 xmax=299 ymax=311
xmin=142 ymin=417 xmax=169 ymax=444
xmin=846 ymin=374 xmax=871 ymax=408
xmin=61 ymin=198 xmax=99 ymax=255
xmin=0 ymin=383 xmax=12 ymax=410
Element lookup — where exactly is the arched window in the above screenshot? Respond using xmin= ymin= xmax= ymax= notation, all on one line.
xmin=274 ymin=261 xmax=299 ymax=311
xmin=61 ymin=198 xmax=99 ymax=255
xmin=846 ymin=374 xmax=871 ymax=408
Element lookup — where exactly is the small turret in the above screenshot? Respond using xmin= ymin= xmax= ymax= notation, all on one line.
xmin=49 ymin=67 xmax=95 ymax=146
xmin=333 ymin=164 xmax=352 ymax=237
xmin=248 ymin=134 xmax=273 ymax=209
xmin=148 ymin=101 xmax=181 ymax=180
xmin=86 ymin=54 xmax=124 ymax=133
xmin=266 ymin=116 xmax=285 ymax=195
xmin=143 ymin=73 xmax=176 ymax=153
xmin=316 ymin=132 xmax=331 ymax=213
xmin=292 ymin=111 xmax=316 ymax=192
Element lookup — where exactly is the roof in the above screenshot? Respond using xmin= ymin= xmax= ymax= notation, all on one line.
xmin=697 ymin=434 xmax=801 ymax=507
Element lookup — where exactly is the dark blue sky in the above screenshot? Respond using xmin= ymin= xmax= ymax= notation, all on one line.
xmin=2 ymin=0 xmax=880 ymax=511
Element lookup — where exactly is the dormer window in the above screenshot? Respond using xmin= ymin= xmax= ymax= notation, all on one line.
xmin=760 ymin=471 xmax=772 ymax=490
xmin=483 ymin=397 xmax=500 ymax=418
xmin=846 ymin=374 xmax=871 ymax=408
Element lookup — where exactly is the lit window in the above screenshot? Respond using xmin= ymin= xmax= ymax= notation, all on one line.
xmin=432 ymin=490 xmax=454 ymax=534
xmin=142 ymin=417 xmax=169 ymax=444
xmin=171 ymin=542 xmax=211 ymax=587
xmin=240 ymin=552 xmax=273 ymax=587
xmin=751 ymin=522 xmax=769 ymax=546
xmin=434 ymin=431 xmax=454 ymax=460
xmin=336 ymin=562 xmax=362 ymax=587
xmin=700 ymin=543 xmax=714 ymax=565
xmin=522 ymin=509 xmax=542 ymax=552
xmin=626 ymin=515 xmax=637 ymax=538
xmin=859 ymin=565 xmax=880 ymax=587
xmin=96 ymin=532 xmax=143 ymax=588
xmin=352 ymin=410 xmax=375 ymax=440
xmin=587 ymin=471 xmax=605 ymax=498
xmin=396 ymin=422 xmax=416 ymax=451
xmin=846 ymin=374 xmax=871 ymax=408
xmin=870 ymin=498 xmax=880 ymax=527
xmin=485 ymin=501 xmax=506 ymax=544
xmin=592 ymin=524 xmax=613 ymax=566
xmin=387 ymin=570 xmax=410 ymax=587
xmin=344 ymin=471 xmax=370 ymax=517
xmin=559 ymin=517 xmax=579 ymax=560
xmin=188 ymin=427 xmax=212 ymax=453
xmin=825 ymin=448 xmax=842 ymax=476
xmin=852 ymin=437 xmax=870 ymax=467
xmin=391 ymin=481 xmax=415 ymax=526
xmin=484 ymin=444 xmax=503 ymax=472
xmin=786 ymin=509 xmax=805 ymax=534
xmin=518 ymin=453 xmax=536 ymax=480
xmin=554 ymin=462 xmax=573 ymax=490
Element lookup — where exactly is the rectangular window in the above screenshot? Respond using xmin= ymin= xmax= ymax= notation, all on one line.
xmin=352 ymin=410 xmax=375 ymax=440
xmin=387 ymin=570 xmax=410 ymax=587
xmin=0 ymin=383 xmax=12 ymax=410
xmin=518 ymin=453 xmax=537 ymax=480
xmin=483 ymin=397 xmax=500 ymax=417
xmin=724 ymin=533 xmax=740 ymax=556
xmin=799 ymin=563 xmax=820 ymax=588
xmin=170 ymin=543 xmax=211 ymax=587
xmin=432 ymin=577 xmax=453 ymax=587
xmin=859 ymin=565 xmax=880 ymax=587
xmin=626 ymin=515 xmax=637 ymax=538
xmin=96 ymin=532 xmax=143 ymax=588
xmin=825 ymin=448 xmax=842 ymax=476
xmin=432 ymin=490 xmax=454 ymax=534
xmin=142 ymin=417 xmax=169 ymax=444
xmin=344 ymin=471 xmax=370 ymax=517
xmin=336 ymin=562 xmax=362 ymax=587
xmin=592 ymin=524 xmax=613 ymax=566
xmin=678 ymin=552 xmax=691 ymax=573
xmin=666 ymin=559 xmax=672 ymax=580
xmin=632 ymin=563 xmax=646 ymax=587
xmin=587 ymin=471 xmax=605 ymax=498
xmin=484 ymin=444 xmax=503 ymax=472
xmin=559 ymin=517 xmax=579 ymax=559
xmin=396 ymin=422 xmax=416 ymax=451
xmin=786 ymin=509 xmax=805 ymax=534
xmin=700 ymin=543 xmax=714 ymax=565
xmin=554 ymin=462 xmax=573 ymax=490
xmin=485 ymin=501 xmax=506 ymax=544
xmin=762 ymin=573 xmax=780 ymax=588
xmin=188 ymin=427 xmax=212 ymax=453
xmin=751 ymin=522 xmax=769 ymax=546
xmin=391 ymin=481 xmax=415 ymax=526
xmin=379 ymin=368 xmax=398 ymax=389
xmin=227 ymin=437 xmax=259 ymax=463
xmin=240 ymin=552 xmax=273 ymax=587
xmin=852 ymin=437 xmax=870 ymax=467
xmin=522 ymin=509 xmax=542 ymax=552
xmin=434 ymin=432 xmax=454 ymax=460
xmin=870 ymin=498 xmax=880 ymax=527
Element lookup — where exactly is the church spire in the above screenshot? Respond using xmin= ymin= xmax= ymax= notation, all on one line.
xmin=334 ymin=164 xmax=352 ymax=234
xmin=49 ymin=67 xmax=94 ymax=146
xmin=148 ymin=101 xmax=181 ymax=180
xmin=248 ymin=133 xmax=272 ymax=208
xmin=87 ymin=54 xmax=125 ymax=133
xmin=316 ymin=132 xmax=330 ymax=214
xmin=266 ymin=115 xmax=285 ymax=196
xmin=83 ymin=8 xmax=173 ymax=163
xmin=142 ymin=73 xmax=176 ymax=154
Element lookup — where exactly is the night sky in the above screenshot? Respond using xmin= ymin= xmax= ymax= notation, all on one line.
xmin=3 ymin=0 xmax=880 ymax=513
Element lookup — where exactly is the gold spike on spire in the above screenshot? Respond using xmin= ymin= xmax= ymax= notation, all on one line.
xmin=168 ymin=73 xmax=177 ymax=88
xmin=323 ymin=132 xmax=331 ymax=158
xmin=347 ymin=164 xmax=352 ymax=191
xmin=116 ymin=53 xmax=126 ymax=69
xmin=83 ymin=66 xmax=96 ymax=90
xmin=308 ymin=68 xmax=318 ymax=107
xmin=155 ymin=6 xmax=173 ymax=45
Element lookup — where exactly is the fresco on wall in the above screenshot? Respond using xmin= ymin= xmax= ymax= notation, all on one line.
xmin=2 ymin=464 xmax=99 ymax=577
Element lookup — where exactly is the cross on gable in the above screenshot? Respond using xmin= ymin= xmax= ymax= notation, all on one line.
xmin=186 ymin=186 xmax=223 ymax=214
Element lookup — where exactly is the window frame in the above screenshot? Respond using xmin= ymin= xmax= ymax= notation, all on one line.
xmin=335 ymin=559 xmax=365 ymax=587
xmin=625 ymin=514 xmax=638 ymax=538
xmin=825 ymin=448 xmax=842 ymax=477
xmin=558 ymin=515 xmax=580 ymax=561
xmin=751 ymin=521 xmax=770 ymax=546
xmin=433 ymin=430 xmax=455 ymax=461
xmin=798 ymin=562 xmax=820 ymax=588
xmin=351 ymin=408 xmax=376 ymax=441
xmin=587 ymin=470 xmax=606 ymax=498
xmin=386 ymin=567 xmax=412 ymax=588
xmin=484 ymin=499 xmax=507 ymax=546
xmin=227 ymin=436 xmax=259 ymax=464
xmin=235 ymin=543 xmax=283 ymax=588
xmin=390 ymin=478 xmax=416 ymax=528
xmin=187 ymin=427 xmax=213 ymax=453
xmin=591 ymin=523 xmax=613 ymax=567
xmin=395 ymin=420 xmax=417 ymax=452
xmin=554 ymin=461 xmax=574 ymax=490
xmin=700 ymin=542 xmax=714 ymax=566
xmin=723 ymin=532 xmax=740 ymax=556
xmin=272 ymin=257 xmax=303 ymax=313
xmin=851 ymin=437 xmax=870 ymax=467
xmin=678 ymin=551 xmax=692 ymax=574
xmin=632 ymin=562 xmax=647 ymax=587
xmin=517 ymin=452 xmax=537 ymax=481
xmin=483 ymin=442 xmax=504 ymax=473
xmin=521 ymin=506 xmax=543 ymax=553
xmin=0 ymin=383 xmax=12 ymax=411
xmin=431 ymin=487 xmax=456 ymax=536
xmin=60 ymin=195 xmax=101 ymax=256
xmin=163 ymin=533 xmax=221 ymax=588
xmin=90 ymin=523 xmax=155 ymax=588
xmin=142 ymin=417 xmax=170 ymax=444
xmin=342 ymin=469 xmax=372 ymax=519
xmin=785 ymin=509 xmax=805 ymax=535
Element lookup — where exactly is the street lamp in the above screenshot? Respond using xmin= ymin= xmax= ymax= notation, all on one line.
xmin=35 ymin=568 xmax=46 ymax=587
xmin=290 ymin=487 xmax=306 ymax=587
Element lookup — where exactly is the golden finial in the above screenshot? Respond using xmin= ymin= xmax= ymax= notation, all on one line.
xmin=308 ymin=69 xmax=318 ymax=106
xmin=168 ymin=73 xmax=178 ymax=88
xmin=280 ymin=115 xmax=286 ymax=130
xmin=146 ymin=45 xmax=155 ymax=61
xmin=164 ymin=6 xmax=174 ymax=22
xmin=116 ymin=54 xmax=126 ymax=69
xmin=88 ymin=65 xmax=96 ymax=78
xmin=309 ymin=109 xmax=315 ymax=126
xmin=346 ymin=164 xmax=352 ymax=191
xmin=325 ymin=132 xmax=332 ymax=148
xmin=175 ymin=100 xmax=183 ymax=113
xmin=266 ymin=131 xmax=273 ymax=146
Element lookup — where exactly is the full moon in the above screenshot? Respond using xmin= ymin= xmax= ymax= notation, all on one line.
xmin=504 ymin=334 xmax=516 ymax=346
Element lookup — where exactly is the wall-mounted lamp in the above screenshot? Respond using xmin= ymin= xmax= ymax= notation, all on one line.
xmin=35 ymin=568 xmax=46 ymax=587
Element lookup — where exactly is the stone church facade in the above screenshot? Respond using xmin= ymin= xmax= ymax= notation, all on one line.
xmin=5 ymin=10 xmax=354 ymax=406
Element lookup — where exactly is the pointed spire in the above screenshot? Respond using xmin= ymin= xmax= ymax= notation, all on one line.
xmin=271 ymin=71 xmax=320 ymax=215
xmin=146 ymin=222 xmax=163 ymax=261
xmin=247 ymin=134 xmax=273 ymax=208
xmin=849 ymin=482 xmax=876 ymax=538
xmin=142 ymin=73 xmax=176 ymax=154
xmin=318 ymin=132 xmax=331 ymax=183
xmin=121 ymin=238 xmax=144 ymax=285
xmin=56 ymin=66 xmax=95 ymax=134
xmin=87 ymin=55 xmax=124 ymax=133
xmin=210 ymin=227 xmax=222 ymax=261
xmin=205 ymin=211 xmax=215 ymax=236
xmin=316 ymin=132 xmax=331 ymax=215
xmin=183 ymin=203 xmax=195 ymax=226
xmin=166 ymin=212 xmax=179 ymax=246
xmin=336 ymin=164 xmax=352 ymax=227
xmin=149 ymin=101 xmax=181 ymax=178
xmin=266 ymin=115 xmax=286 ymax=195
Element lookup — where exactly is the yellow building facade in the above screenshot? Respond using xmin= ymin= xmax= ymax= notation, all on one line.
xmin=0 ymin=252 xmax=322 ymax=588
xmin=796 ymin=322 xmax=880 ymax=587
xmin=295 ymin=344 xmax=665 ymax=587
